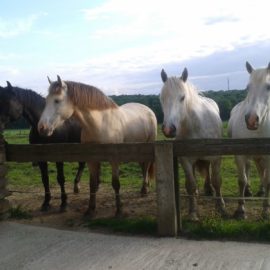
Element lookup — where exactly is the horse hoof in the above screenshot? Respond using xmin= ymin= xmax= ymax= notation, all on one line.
xmin=40 ymin=204 xmax=51 ymax=212
xmin=233 ymin=210 xmax=247 ymax=220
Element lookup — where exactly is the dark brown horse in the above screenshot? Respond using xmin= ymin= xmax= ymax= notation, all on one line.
xmin=0 ymin=82 xmax=85 ymax=212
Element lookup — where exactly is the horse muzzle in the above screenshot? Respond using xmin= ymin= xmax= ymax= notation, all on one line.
xmin=162 ymin=124 xmax=176 ymax=138
xmin=245 ymin=113 xmax=259 ymax=130
xmin=38 ymin=123 xmax=53 ymax=137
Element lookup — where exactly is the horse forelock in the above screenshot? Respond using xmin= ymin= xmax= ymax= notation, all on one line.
xmin=58 ymin=81 xmax=118 ymax=110
xmin=249 ymin=68 xmax=270 ymax=87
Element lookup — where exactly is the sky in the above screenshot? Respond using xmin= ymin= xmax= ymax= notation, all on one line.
xmin=0 ymin=0 xmax=269 ymax=96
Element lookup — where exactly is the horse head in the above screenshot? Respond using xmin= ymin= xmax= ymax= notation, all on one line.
xmin=160 ymin=67 xmax=189 ymax=138
xmin=38 ymin=75 xmax=74 ymax=136
xmin=244 ymin=61 xmax=270 ymax=130
xmin=0 ymin=81 xmax=23 ymax=131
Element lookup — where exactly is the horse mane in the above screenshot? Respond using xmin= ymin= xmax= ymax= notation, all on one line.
xmin=49 ymin=81 xmax=118 ymax=110
xmin=12 ymin=87 xmax=45 ymax=109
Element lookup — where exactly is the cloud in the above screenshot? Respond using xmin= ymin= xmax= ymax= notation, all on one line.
xmin=0 ymin=13 xmax=47 ymax=38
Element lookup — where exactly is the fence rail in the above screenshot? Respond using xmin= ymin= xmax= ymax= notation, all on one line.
xmin=2 ymin=138 xmax=270 ymax=236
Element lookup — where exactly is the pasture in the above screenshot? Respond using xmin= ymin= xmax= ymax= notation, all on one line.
xmin=4 ymin=127 xmax=270 ymax=241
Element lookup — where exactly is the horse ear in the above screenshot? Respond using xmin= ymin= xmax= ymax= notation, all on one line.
xmin=57 ymin=75 xmax=63 ymax=87
xmin=47 ymin=76 xmax=52 ymax=85
xmin=181 ymin=67 xmax=188 ymax=82
xmin=161 ymin=69 xmax=167 ymax=83
xmin=6 ymin=81 xmax=12 ymax=90
xmin=246 ymin=61 xmax=254 ymax=74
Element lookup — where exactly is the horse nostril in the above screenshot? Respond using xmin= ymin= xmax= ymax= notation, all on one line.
xmin=171 ymin=125 xmax=176 ymax=133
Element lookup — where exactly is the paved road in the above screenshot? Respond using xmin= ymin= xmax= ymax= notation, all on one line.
xmin=0 ymin=222 xmax=270 ymax=270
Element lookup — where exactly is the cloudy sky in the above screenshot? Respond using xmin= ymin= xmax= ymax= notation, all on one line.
xmin=0 ymin=0 xmax=269 ymax=96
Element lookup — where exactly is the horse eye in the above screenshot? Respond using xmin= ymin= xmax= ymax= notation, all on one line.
xmin=54 ymin=99 xmax=61 ymax=104
xmin=266 ymin=85 xmax=270 ymax=91
xmin=180 ymin=96 xmax=185 ymax=102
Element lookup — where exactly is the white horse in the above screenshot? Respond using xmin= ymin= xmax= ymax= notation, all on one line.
xmin=228 ymin=61 xmax=270 ymax=219
xmin=38 ymin=76 xmax=157 ymax=217
xmin=160 ymin=67 xmax=226 ymax=221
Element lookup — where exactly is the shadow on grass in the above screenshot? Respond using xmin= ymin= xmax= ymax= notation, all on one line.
xmin=85 ymin=216 xmax=157 ymax=236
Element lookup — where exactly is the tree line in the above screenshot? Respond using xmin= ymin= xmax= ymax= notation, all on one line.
xmin=7 ymin=89 xmax=247 ymax=129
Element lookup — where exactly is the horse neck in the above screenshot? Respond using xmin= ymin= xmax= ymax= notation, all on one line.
xmin=13 ymin=87 xmax=45 ymax=128
xmin=73 ymin=106 xmax=121 ymax=142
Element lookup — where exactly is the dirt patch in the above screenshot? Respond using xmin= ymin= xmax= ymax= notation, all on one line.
xmin=7 ymin=182 xmax=157 ymax=231
xmin=7 ymin=182 xmax=265 ymax=232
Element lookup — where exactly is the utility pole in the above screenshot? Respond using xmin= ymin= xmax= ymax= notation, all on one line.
xmin=227 ymin=77 xmax=230 ymax=91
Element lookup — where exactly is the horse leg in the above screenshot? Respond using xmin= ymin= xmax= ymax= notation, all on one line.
xmin=210 ymin=158 xmax=226 ymax=217
xmin=56 ymin=162 xmax=67 ymax=212
xmin=38 ymin=162 xmax=51 ymax=212
xmin=261 ymin=159 xmax=270 ymax=219
xmin=73 ymin=162 xmax=85 ymax=194
xmin=234 ymin=156 xmax=248 ymax=219
xmin=195 ymin=160 xmax=213 ymax=196
xmin=140 ymin=162 xmax=150 ymax=195
xmin=85 ymin=162 xmax=100 ymax=218
xmin=254 ymin=159 xmax=265 ymax=197
xmin=181 ymin=158 xmax=199 ymax=221
xmin=111 ymin=162 xmax=123 ymax=217
xmin=244 ymin=160 xmax=253 ymax=197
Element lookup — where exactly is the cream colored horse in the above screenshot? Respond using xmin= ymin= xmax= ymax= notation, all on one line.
xmin=228 ymin=61 xmax=270 ymax=219
xmin=160 ymin=67 xmax=226 ymax=221
xmin=38 ymin=76 xmax=157 ymax=217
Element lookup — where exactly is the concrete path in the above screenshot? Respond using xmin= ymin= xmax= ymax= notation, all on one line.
xmin=0 ymin=222 xmax=270 ymax=270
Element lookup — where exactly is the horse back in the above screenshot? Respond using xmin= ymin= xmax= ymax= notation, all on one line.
xmin=120 ymin=103 xmax=157 ymax=142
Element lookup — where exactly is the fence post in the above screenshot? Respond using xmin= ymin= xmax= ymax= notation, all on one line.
xmin=0 ymin=133 xmax=11 ymax=219
xmin=155 ymin=143 xmax=177 ymax=236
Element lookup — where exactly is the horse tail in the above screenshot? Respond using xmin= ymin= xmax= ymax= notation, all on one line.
xmin=148 ymin=162 xmax=155 ymax=180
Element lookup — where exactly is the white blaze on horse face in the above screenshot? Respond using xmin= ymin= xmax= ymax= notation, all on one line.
xmin=38 ymin=83 xmax=74 ymax=136
xmin=245 ymin=69 xmax=270 ymax=130
xmin=160 ymin=77 xmax=186 ymax=137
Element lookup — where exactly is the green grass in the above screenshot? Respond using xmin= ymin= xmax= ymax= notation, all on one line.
xmin=183 ymin=218 xmax=270 ymax=242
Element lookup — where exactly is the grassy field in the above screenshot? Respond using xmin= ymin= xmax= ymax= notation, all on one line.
xmin=3 ymin=127 xmax=269 ymax=241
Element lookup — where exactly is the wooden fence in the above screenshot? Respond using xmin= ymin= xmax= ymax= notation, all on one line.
xmin=1 ymin=136 xmax=270 ymax=236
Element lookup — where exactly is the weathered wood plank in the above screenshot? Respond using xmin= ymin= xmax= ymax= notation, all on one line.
xmin=6 ymin=143 xmax=154 ymax=162
xmin=155 ymin=143 xmax=177 ymax=236
xmin=173 ymin=138 xmax=270 ymax=157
